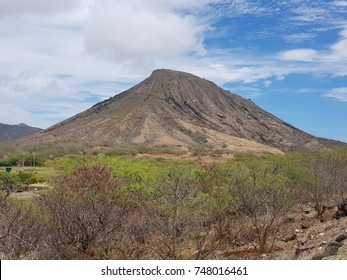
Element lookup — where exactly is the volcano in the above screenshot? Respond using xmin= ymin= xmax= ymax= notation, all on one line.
xmin=22 ymin=69 xmax=344 ymax=153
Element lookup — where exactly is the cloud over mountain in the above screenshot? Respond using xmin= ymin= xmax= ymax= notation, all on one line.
xmin=84 ymin=1 xmax=206 ymax=64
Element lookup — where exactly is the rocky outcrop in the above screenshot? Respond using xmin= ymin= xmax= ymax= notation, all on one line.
xmin=313 ymin=242 xmax=343 ymax=260
xmin=334 ymin=200 xmax=347 ymax=219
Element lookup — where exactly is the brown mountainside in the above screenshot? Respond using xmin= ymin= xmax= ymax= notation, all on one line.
xmin=23 ymin=69 xmax=344 ymax=153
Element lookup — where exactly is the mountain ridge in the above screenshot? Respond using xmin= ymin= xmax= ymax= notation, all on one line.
xmin=0 ymin=123 xmax=42 ymax=143
xmin=19 ymin=69 xmax=345 ymax=153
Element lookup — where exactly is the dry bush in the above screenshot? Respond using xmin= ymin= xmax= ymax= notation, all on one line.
xmin=0 ymin=197 xmax=44 ymax=259
xmin=229 ymin=163 xmax=295 ymax=253
xmin=141 ymin=168 xmax=197 ymax=259
xmin=125 ymin=167 xmax=222 ymax=260
xmin=299 ymin=152 xmax=347 ymax=220
xmin=38 ymin=165 xmax=128 ymax=259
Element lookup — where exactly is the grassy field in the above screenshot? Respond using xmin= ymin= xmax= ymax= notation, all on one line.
xmin=12 ymin=166 xmax=61 ymax=181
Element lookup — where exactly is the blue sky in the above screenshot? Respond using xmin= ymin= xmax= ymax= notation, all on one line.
xmin=0 ymin=0 xmax=346 ymax=142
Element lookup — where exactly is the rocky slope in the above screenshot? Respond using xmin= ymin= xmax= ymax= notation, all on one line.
xmin=273 ymin=205 xmax=347 ymax=260
xmin=216 ymin=203 xmax=347 ymax=260
xmin=21 ymin=69 xmax=344 ymax=152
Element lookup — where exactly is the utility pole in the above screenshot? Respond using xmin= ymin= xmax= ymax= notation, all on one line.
xmin=33 ymin=153 xmax=36 ymax=169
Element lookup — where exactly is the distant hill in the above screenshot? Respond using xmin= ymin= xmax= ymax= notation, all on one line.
xmin=20 ymin=69 xmax=345 ymax=153
xmin=0 ymin=123 xmax=42 ymax=143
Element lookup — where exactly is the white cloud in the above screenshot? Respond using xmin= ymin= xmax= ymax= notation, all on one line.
xmin=276 ymin=25 xmax=347 ymax=76
xmin=179 ymin=60 xmax=291 ymax=85
xmin=283 ymin=33 xmax=317 ymax=43
xmin=323 ymin=88 xmax=347 ymax=102
xmin=334 ymin=1 xmax=347 ymax=7
xmin=290 ymin=7 xmax=328 ymax=23
xmin=277 ymin=25 xmax=347 ymax=76
xmin=82 ymin=0 xmax=275 ymax=66
xmin=141 ymin=0 xmax=223 ymax=10
xmin=136 ymin=0 xmax=271 ymax=17
xmin=327 ymin=26 xmax=347 ymax=62
xmin=279 ymin=49 xmax=318 ymax=62
xmin=296 ymin=88 xmax=316 ymax=94
xmin=0 ymin=69 xmax=123 ymax=128
xmin=0 ymin=0 xmax=82 ymax=16
xmin=84 ymin=1 xmax=208 ymax=65
xmin=0 ymin=7 xmax=141 ymax=128
xmin=282 ymin=1 xmax=345 ymax=29
xmin=230 ymin=85 xmax=263 ymax=98
xmin=264 ymin=80 xmax=272 ymax=87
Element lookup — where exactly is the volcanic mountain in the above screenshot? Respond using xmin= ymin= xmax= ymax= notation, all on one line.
xmin=0 ymin=123 xmax=42 ymax=143
xmin=21 ymin=69 xmax=344 ymax=153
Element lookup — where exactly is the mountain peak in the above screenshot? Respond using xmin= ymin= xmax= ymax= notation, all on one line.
xmin=151 ymin=68 xmax=187 ymax=75
xmin=139 ymin=68 xmax=221 ymax=104
xmin=151 ymin=68 xmax=177 ymax=75
xmin=147 ymin=69 xmax=207 ymax=87
xmin=150 ymin=68 xmax=207 ymax=81
xmin=150 ymin=68 xmax=196 ymax=77
xmin=18 ymin=123 xmax=29 ymax=127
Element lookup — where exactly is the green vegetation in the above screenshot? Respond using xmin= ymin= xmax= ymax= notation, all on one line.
xmin=176 ymin=125 xmax=209 ymax=144
xmin=0 ymin=149 xmax=347 ymax=259
xmin=0 ymin=152 xmax=46 ymax=167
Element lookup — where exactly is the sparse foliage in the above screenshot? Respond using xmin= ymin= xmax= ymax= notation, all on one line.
xmin=0 ymin=149 xmax=346 ymax=259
